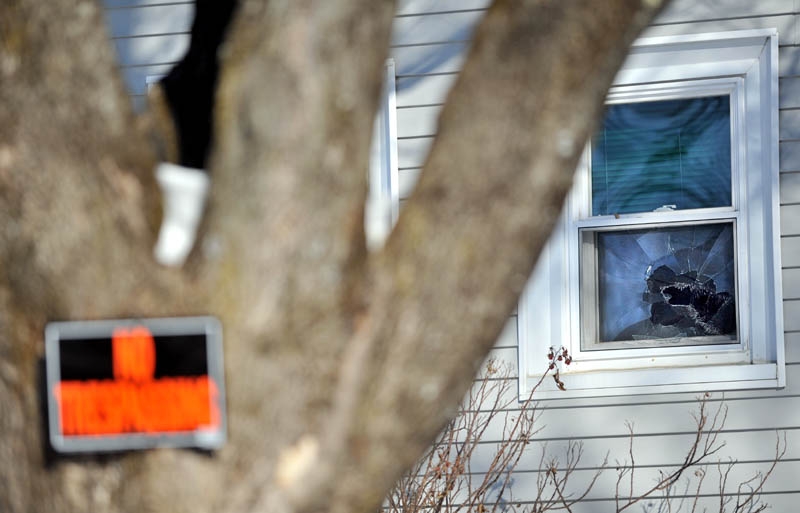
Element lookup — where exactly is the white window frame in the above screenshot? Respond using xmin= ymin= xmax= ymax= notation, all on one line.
xmin=575 ymin=79 xmax=746 ymax=357
xmin=366 ymin=59 xmax=400 ymax=251
xmin=518 ymin=29 xmax=785 ymax=399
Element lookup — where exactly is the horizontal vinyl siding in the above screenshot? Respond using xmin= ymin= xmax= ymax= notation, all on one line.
xmin=395 ymin=0 xmax=491 ymax=16
xmin=102 ymin=0 xmax=192 ymax=112
xmin=460 ymin=420 xmax=800 ymax=467
xmin=465 ymin=377 xmax=800 ymax=442
xmin=106 ymin=3 xmax=193 ymax=39
xmin=644 ymin=14 xmax=797 ymax=43
xmin=653 ymin=0 xmax=796 ymax=21
xmin=390 ymin=0 xmax=800 ymax=509
xmin=103 ymin=1 xmax=480 ymax=106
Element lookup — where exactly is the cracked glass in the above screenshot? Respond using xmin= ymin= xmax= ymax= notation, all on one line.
xmin=593 ymin=223 xmax=737 ymax=345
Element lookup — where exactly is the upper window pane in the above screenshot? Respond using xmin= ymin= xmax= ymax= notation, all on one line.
xmin=591 ymin=96 xmax=732 ymax=216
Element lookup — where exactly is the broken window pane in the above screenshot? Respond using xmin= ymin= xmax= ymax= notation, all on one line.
xmin=591 ymin=96 xmax=732 ymax=216
xmin=593 ymin=223 xmax=737 ymax=345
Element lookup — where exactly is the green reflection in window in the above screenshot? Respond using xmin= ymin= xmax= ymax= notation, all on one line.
xmin=591 ymin=96 xmax=731 ymax=216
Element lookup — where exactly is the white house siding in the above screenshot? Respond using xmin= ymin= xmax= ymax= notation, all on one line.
xmin=103 ymin=0 xmax=800 ymax=510
xmin=103 ymin=0 xmax=194 ymax=111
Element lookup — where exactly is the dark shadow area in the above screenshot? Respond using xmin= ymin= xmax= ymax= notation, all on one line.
xmin=160 ymin=0 xmax=239 ymax=168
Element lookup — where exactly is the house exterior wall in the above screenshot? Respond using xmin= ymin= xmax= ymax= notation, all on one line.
xmin=104 ymin=0 xmax=194 ymax=111
xmin=103 ymin=0 xmax=800 ymax=509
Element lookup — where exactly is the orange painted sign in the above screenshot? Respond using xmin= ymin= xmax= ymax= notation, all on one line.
xmin=55 ymin=376 xmax=220 ymax=435
xmin=45 ymin=317 xmax=225 ymax=453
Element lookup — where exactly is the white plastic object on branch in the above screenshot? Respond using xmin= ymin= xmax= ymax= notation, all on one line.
xmin=153 ymin=162 xmax=210 ymax=267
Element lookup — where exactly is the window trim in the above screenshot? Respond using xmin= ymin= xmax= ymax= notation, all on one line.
xmin=518 ymin=29 xmax=784 ymax=399
xmin=578 ymin=220 xmax=742 ymax=354
xmin=575 ymin=79 xmax=746 ymax=355
xmin=366 ymin=59 xmax=400 ymax=251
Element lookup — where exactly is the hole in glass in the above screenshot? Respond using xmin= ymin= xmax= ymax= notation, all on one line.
xmin=589 ymin=223 xmax=737 ymax=347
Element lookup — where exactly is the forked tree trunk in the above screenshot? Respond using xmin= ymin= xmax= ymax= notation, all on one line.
xmin=0 ymin=1 xmax=665 ymax=512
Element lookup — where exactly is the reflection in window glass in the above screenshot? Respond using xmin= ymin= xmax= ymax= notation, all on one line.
xmin=592 ymin=96 xmax=731 ymax=216
xmin=595 ymin=223 xmax=737 ymax=344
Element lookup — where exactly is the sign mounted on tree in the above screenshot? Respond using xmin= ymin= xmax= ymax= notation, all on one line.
xmin=45 ymin=317 xmax=226 ymax=453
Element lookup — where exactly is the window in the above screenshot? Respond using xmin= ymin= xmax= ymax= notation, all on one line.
xmin=366 ymin=59 xmax=400 ymax=251
xmin=518 ymin=29 xmax=785 ymax=398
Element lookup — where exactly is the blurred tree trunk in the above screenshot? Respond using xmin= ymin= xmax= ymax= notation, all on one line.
xmin=0 ymin=0 xmax=666 ymax=512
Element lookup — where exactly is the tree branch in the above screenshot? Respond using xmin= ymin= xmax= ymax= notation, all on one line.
xmin=311 ymin=1 xmax=667 ymax=512
xmin=202 ymin=1 xmax=397 ymax=511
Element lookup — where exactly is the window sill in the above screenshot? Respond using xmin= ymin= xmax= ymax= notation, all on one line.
xmin=524 ymin=363 xmax=781 ymax=400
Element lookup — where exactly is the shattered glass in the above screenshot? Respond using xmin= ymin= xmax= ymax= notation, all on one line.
xmin=594 ymin=223 xmax=737 ymax=344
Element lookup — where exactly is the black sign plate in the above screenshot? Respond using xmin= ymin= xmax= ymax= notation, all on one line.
xmin=45 ymin=317 xmax=226 ymax=453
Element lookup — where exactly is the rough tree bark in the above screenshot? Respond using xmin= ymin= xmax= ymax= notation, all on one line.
xmin=0 ymin=0 xmax=666 ymax=512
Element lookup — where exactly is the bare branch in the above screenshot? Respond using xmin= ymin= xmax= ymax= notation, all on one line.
xmin=727 ymin=431 xmax=786 ymax=513
xmin=617 ymin=398 xmax=728 ymax=512
xmin=613 ymin=399 xmax=784 ymax=513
